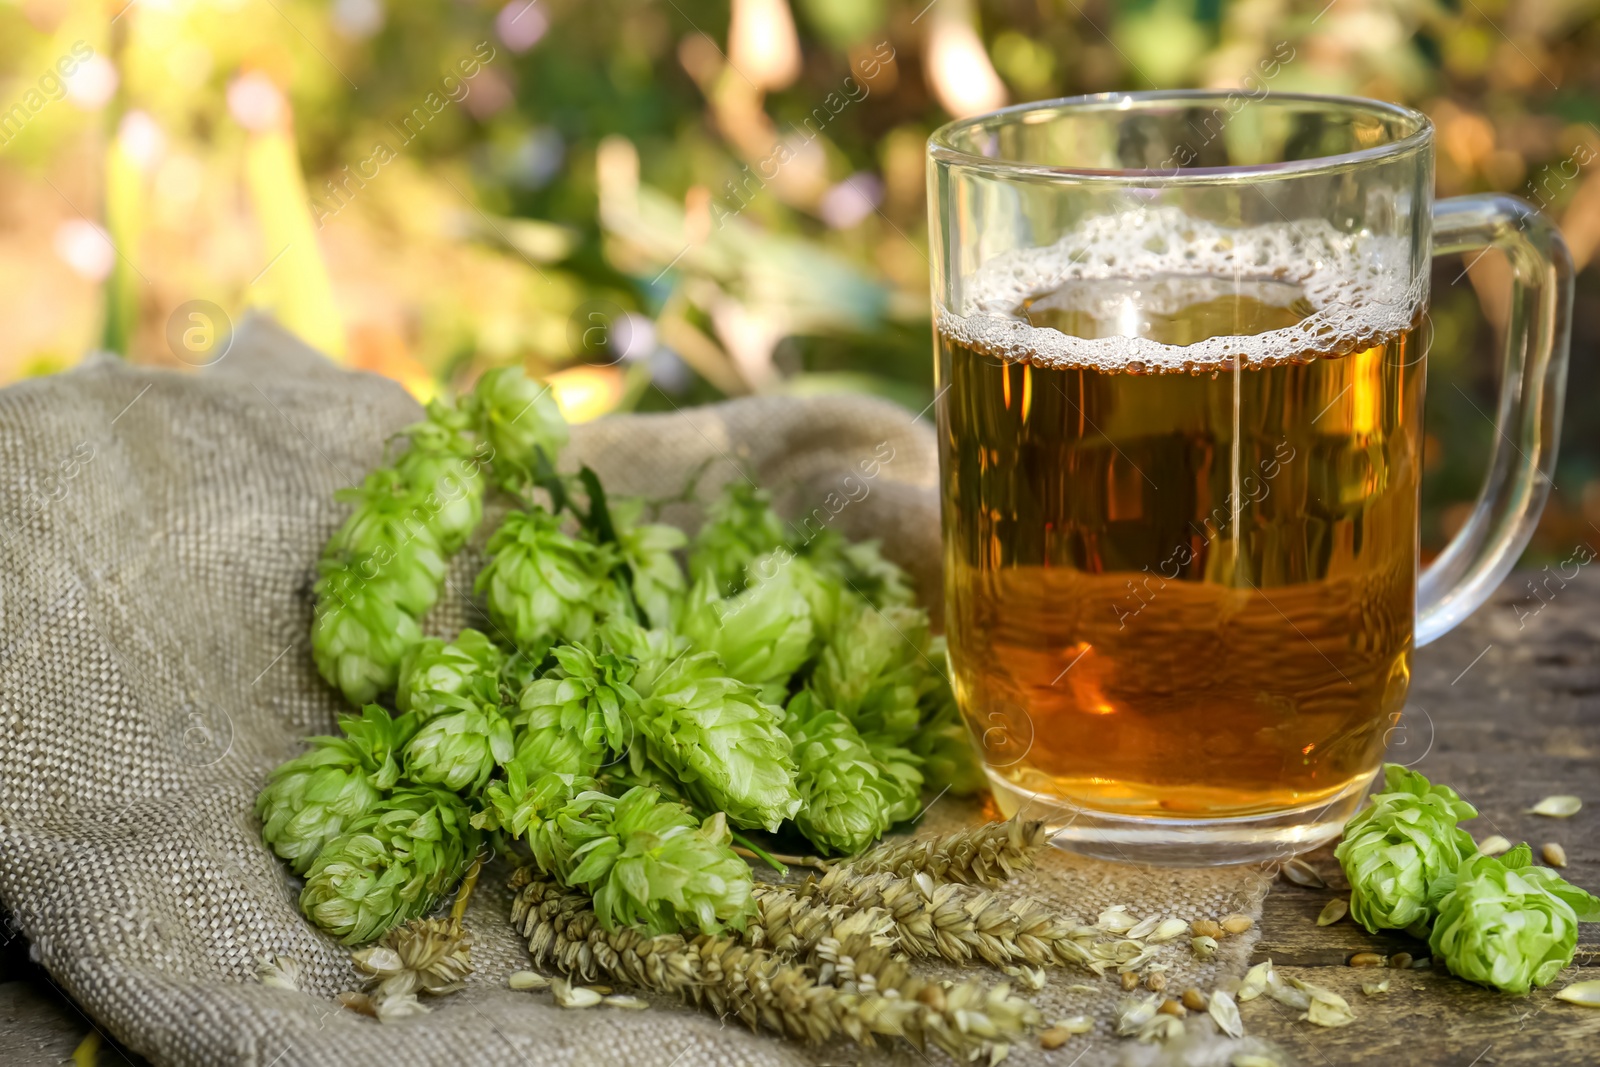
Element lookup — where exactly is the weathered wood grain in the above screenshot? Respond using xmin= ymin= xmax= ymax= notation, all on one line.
xmin=1246 ymin=573 xmax=1600 ymax=1064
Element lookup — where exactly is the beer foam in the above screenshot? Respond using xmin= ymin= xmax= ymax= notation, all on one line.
xmin=937 ymin=209 xmax=1424 ymax=371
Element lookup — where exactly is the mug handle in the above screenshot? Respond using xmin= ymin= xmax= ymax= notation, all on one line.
xmin=1416 ymin=195 xmax=1574 ymax=646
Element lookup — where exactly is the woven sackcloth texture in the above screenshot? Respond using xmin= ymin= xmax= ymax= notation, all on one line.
xmin=0 ymin=319 xmax=1274 ymax=1067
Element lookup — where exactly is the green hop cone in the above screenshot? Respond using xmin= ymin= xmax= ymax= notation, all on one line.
xmin=511 ymin=642 xmax=640 ymax=778
xmin=402 ymin=701 xmax=515 ymax=794
xmin=1334 ymin=764 xmax=1479 ymax=933
xmin=635 ymin=651 xmax=800 ymax=832
xmin=609 ymin=497 xmax=688 ymax=629
xmin=908 ymin=683 xmax=985 ymax=797
xmin=257 ymin=705 xmax=415 ymax=875
xmin=396 ymin=629 xmax=504 ymax=719
xmin=784 ymin=691 xmax=896 ymax=855
xmin=311 ymin=569 xmax=423 ymax=706
xmin=678 ymin=562 xmax=814 ymax=699
xmin=598 ymin=617 xmax=690 ymax=695
xmin=300 ymin=786 xmax=480 ymax=945
xmin=861 ymin=731 xmax=924 ymax=825
xmin=326 ymin=469 xmax=448 ymax=617
xmin=476 ymin=508 xmax=620 ymax=658
xmin=468 ymin=366 xmax=568 ymax=491
xmin=809 ymin=599 xmax=937 ymax=745
xmin=478 ymin=769 xmax=754 ymax=935
xmin=1428 ymin=843 xmax=1600 ymax=994
xmin=392 ymin=402 xmax=487 ymax=553
xmin=803 ymin=528 xmax=917 ymax=610
xmin=688 ymin=480 xmax=789 ymax=595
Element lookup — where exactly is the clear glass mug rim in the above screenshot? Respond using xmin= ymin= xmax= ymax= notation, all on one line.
xmin=928 ymin=90 xmax=1434 ymax=182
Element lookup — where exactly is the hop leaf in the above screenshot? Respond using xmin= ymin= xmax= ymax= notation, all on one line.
xmin=1428 ymin=844 xmax=1600 ymax=993
xmin=809 ymin=599 xmax=937 ymax=746
xmin=391 ymin=402 xmax=487 ymax=554
xmin=481 ymin=769 xmax=753 ymax=935
xmin=511 ymin=643 xmax=639 ymax=778
xmin=467 ymin=367 xmax=568 ymax=490
xmin=396 ymin=629 xmax=504 ymax=719
xmin=689 ymin=480 xmax=789 ymax=595
xmin=609 ymin=497 xmax=688 ymax=628
xmin=678 ymin=562 xmax=814 ymax=699
xmin=403 ymin=703 xmax=515 ymax=794
xmin=257 ymin=706 xmax=415 ymax=875
xmin=311 ymin=570 xmax=423 ymax=706
xmin=783 ymin=691 xmax=898 ymax=855
xmin=476 ymin=508 xmax=623 ymax=658
xmin=860 ymin=731 xmax=924 ymax=826
xmin=635 ymin=651 xmax=800 ymax=832
xmin=1334 ymin=764 xmax=1479 ymax=932
xmin=300 ymin=787 xmax=480 ymax=945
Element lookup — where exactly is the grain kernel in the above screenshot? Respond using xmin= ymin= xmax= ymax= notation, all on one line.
xmin=1543 ymin=842 xmax=1569 ymax=868
xmin=1221 ymin=914 xmax=1254 ymax=935
xmin=1158 ymin=998 xmax=1186 ymax=1017
xmin=1349 ymin=952 xmax=1386 ymax=968
xmin=1389 ymin=953 xmax=1412 ymax=970
xmin=1181 ymin=988 xmax=1208 ymax=1012
xmin=1121 ymin=970 xmax=1139 ymax=991
xmin=1191 ymin=919 xmax=1224 ymax=939
xmin=1145 ymin=972 xmax=1167 ymax=993
xmin=1039 ymin=1026 xmax=1072 ymax=1050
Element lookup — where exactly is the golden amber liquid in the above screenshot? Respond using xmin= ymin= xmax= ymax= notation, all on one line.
xmin=937 ymin=274 xmax=1424 ymax=818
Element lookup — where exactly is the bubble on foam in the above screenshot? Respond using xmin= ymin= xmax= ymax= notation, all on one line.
xmin=937 ymin=208 xmax=1425 ymax=372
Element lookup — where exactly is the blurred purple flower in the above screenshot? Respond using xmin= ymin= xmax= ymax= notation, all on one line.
xmin=818 ymin=172 xmax=883 ymax=229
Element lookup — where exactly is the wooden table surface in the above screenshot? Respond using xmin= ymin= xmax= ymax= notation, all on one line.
xmin=2 ymin=570 xmax=1596 ymax=1065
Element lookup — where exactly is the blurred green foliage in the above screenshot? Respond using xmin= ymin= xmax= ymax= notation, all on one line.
xmin=0 ymin=0 xmax=1597 ymax=556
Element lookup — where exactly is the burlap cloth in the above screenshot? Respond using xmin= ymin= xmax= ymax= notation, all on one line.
xmin=0 ymin=319 xmax=1278 ymax=1066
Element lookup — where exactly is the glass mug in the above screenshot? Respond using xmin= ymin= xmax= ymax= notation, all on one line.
xmin=927 ymin=92 xmax=1571 ymax=865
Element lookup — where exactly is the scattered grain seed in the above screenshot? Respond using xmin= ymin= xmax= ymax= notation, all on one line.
xmin=1192 ymin=918 xmax=1224 ymax=939
xmin=916 ymin=984 xmax=947 ymax=1012
xmin=374 ymin=992 xmax=430 ymax=1022
xmin=1305 ymin=998 xmax=1357 ymax=1028
xmin=1039 ymin=1026 xmax=1072 ymax=1050
xmin=1477 ymin=834 xmax=1512 ymax=857
xmin=1231 ymin=1056 xmax=1281 ymax=1067
xmin=1121 ymin=970 xmax=1140 ymax=991
xmin=1361 ymin=979 xmax=1390 ymax=996
xmin=1221 ymin=914 xmax=1254 ymax=935
xmin=1209 ymin=989 xmax=1244 ymax=1038
xmin=1389 ymin=953 xmax=1412 ymax=970
xmin=1157 ymin=998 xmax=1186 ymax=1017
xmin=1138 ymin=1015 xmax=1185 ymax=1043
xmin=1181 ymin=988 xmax=1208 ymax=1012
xmin=1145 ymin=972 xmax=1168 ymax=993
xmin=1553 ymin=980 xmax=1600 ymax=1007
xmin=603 ymin=995 xmax=649 ymax=1010
xmin=1411 ymin=957 xmax=1432 ymax=969
xmin=1527 ymin=795 xmax=1582 ymax=817
xmin=1543 ymin=842 xmax=1569 ymax=868
xmin=1316 ymin=898 xmax=1349 ymax=926
xmin=550 ymin=977 xmax=603 ymax=1009
xmin=507 ymin=971 xmax=550 ymax=991
xmin=1057 ymin=1014 xmax=1093 ymax=1035
xmin=1349 ymin=952 xmax=1385 ymax=968
xmin=1148 ymin=917 xmax=1190 ymax=943
xmin=1098 ymin=905 xmax=1138 ymax=933
xmin=1066 ymin=984 xmax=1099 ymax=995
xmin=336 ymin=991 xmax=377 ymax=1017
xmin=1127 ymin=914 xmax=1163 ymax=940
xmin=1237 ymin=960 xmax=1272 ymax=1002
xmin=1115 ymin=994 xmax=1161 ymax=1036
xmin=1282 ymin=859 xmax=1326 ymax=888
xmin=1191 ymin=935 xmax=1218 ymax=961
